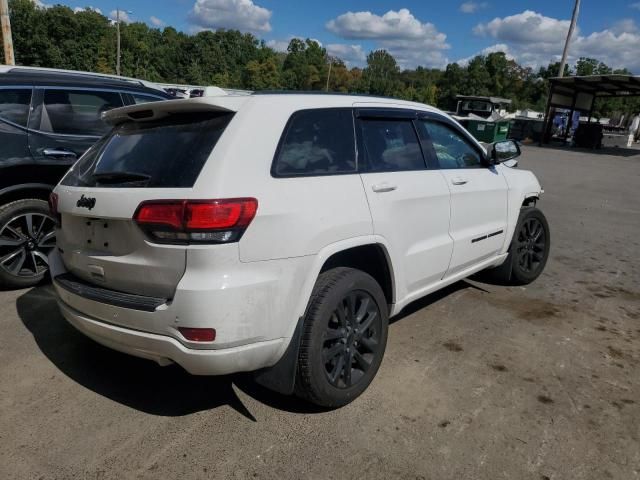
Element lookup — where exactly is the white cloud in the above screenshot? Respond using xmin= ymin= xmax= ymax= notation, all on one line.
xmin=460 ymin=2 xmax=488 ymax=14
xmin=326 ymin=44 xmax=366 ymax=66
xmin=474 ymin=10 xmax=640 ymax=72
xmin=188 ymin=0 xmax=272 ymax=33
xmin=327 ymin=8 xmax=443 ymax=41
xmin=326 ymin=9 xmax=450 ymax=68
xmin=456 ymin=43 xmax=513 ymax=66
xmin=74 ymin=6 xmax=102 ymax=14
xmin=266 ymin=39 xmax=290 ymax=53
xmin=149 ymin=16 xmax=165 ymax=27
xmin=30 ymin=0 xmax=51 ymax=9
xmin=266 ymin=37 xmax=322 ymax=53
xmin=631 ymin=2 xmax=640 ymax=10
xmin=109 ymin=10 xmax=133 ymax=24
xmin=611 ymin=18 xmax=638 ymax=35
xmin=474 ymin=10 xmax=574 ymax=45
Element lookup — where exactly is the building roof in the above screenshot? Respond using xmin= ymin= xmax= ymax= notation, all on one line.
xmin=456 ymin=95 xmax=512 ymax=105
xmin=549 ymin=74 xmax=640 ymax=97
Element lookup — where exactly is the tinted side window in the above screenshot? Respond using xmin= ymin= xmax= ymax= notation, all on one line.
xmin=0 ymin=88 xmax=32 ymax=126
xmin=41 ymin=89 xmax=123 ymax=136
xmin=273 ymin=109 xmax=356 ymax=177
xmin=131 ymin=93 xmax=165 ymax=104
xmin=419 ymin=120 xmax=483 ymax=169
xmin=360 ymin=119 xmax=425 ymax=172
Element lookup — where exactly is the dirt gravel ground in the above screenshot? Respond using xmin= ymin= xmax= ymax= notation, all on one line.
xmin=0 ymin=145 xmax=639 ymax=480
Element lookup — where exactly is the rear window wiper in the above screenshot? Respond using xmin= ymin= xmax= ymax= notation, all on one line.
xmin=91 ymin=171 xmax=151 ymax=185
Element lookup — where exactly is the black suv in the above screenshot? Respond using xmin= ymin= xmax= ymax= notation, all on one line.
xmin=0 ymin=66 xmax=172 ymax=289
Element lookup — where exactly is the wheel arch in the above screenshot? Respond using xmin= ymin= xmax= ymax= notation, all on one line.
xmin=254 ymin=236 xmax=396 ymax=396
xmin=0 ymin=183 xmax=54 ymax=206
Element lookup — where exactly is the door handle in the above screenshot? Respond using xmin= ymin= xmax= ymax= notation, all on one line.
xmin=43 ymin=148 xmax=77 ymax=159
xmin=451 ymin=177 xmax=468 ymax=185
xmin=371 ymin=183 xmax=397 ymax=193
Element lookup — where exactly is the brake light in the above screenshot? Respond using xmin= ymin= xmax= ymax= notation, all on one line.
xmin=133 ymin=198 xmax=258 ymax=244
xmin=135 ymin=203 xmax=184 ymax=229
xmin=178 ymin=327 xmax=216 ymax=342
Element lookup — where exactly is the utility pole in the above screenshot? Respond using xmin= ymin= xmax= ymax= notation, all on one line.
xmin=1 ymin=0 xmax=15 ymax=65
xmin=557 ymin=0 xmax=580 ymax=78
xmin=116 ymin=9 xmax=121 ymax=75
xmin=325 ymin=59 xmax=332 ymax=92
xmin=115 ymin=9 xmax=132 ymax=75
xmin=541 ymin=0 xmax=580 ymax=145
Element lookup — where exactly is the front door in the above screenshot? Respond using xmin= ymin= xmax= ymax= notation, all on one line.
xmin=356 ymin=111 xmax=453 ymax=302
xmin=418 ymin=118 xmax=508 ymax=277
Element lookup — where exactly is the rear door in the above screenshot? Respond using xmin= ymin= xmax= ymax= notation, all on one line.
xmin=418 ymin=117 xmax=508 ymax=277
xmin=356 ymin=109 xmax=453 ymax=301
xmin=28 ymin=87 xmax=124 ymax=165
xmin=55 ymin=110 xmax=235 ymax=298
xmin=0 ymin=87 xmax=35 ymax=189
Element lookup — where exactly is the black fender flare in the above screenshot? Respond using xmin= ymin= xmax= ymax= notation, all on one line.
xmin=0 ymin=183 xmax=55 ymax=200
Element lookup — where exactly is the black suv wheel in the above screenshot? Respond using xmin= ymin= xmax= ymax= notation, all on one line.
xmin=295 ymin=267 xmax=389 ymax=407
xmin=0 ymin=199 xmax=56 ymax=289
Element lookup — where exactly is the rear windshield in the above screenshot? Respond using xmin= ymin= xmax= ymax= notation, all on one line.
xmin=61 ymin=112 xmax=233 ymax=188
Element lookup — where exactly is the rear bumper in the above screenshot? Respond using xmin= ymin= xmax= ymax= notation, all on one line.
xmin=57 ymin=298 xmax=285 ymax=375
xmin=49 ymin=246 xmax=312 ymax=375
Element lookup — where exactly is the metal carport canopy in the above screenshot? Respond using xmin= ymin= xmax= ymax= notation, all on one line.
xmin=541 ymin=74 xmax=640 ymax=143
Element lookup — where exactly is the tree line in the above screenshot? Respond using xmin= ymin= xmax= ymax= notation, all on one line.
xmin=2 ymin=0 xmax=638 ymax=117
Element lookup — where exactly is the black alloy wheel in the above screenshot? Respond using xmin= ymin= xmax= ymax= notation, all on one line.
xmin=296 ymin=267 xmax=389 ymax=408
xmin=322 ymin=290 xmax=382 ymax=389
xmin=514 ymin=216 xmax=546 ymax=274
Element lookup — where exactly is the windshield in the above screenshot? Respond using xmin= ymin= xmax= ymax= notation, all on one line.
xmin=61 ymin=112 xmax=233 ymax=188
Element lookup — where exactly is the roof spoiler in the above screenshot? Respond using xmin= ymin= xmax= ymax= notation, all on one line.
xmin=103 ymin=97 xmax=248 ymax=125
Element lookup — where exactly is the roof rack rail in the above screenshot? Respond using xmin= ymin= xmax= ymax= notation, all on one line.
xmin=0 ymin=64 xmax=166 ymax=93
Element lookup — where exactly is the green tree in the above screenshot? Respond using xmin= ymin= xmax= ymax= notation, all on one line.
xmin=362 ymin=50 xmax=400 ymax=96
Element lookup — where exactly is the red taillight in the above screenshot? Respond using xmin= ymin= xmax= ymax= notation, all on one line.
xmin=135 ymin=202 xmax=184 ymax=229
xmin=133 ymin=198 xmax=258 ymax=244
xmin=48 ymin=192 xmax=59 ymax=216
xmin=178 ymin=327 xmax=216 ymax=342
xmin=186 ymin=200 xmax=257 ymax=230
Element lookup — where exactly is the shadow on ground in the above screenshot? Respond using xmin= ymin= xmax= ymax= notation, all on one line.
xmin=16 ymin=281 xmax=492 ymax=419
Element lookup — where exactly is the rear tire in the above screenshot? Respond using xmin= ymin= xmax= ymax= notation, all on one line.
xmin=295 ymin=267 xmax=389 ymax=408
xmin=0 ymin=199 xmax=56 ymax=290
xmin=491 ymin=207 xmax=550 ymax=285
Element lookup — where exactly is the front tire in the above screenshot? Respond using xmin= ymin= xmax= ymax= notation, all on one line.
xmin=295 ymin=267 xmax=389 ymax=408
xmin=0 ymin=199 xmax=56 ymax=289
xmin=492 ymin=207 xmax=550 ymax=285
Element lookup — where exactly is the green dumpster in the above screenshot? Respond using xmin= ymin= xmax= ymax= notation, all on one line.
xmin=465 ymin=119 xmax=510 ymax=142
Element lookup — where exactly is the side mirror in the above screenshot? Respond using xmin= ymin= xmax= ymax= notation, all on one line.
xmin=491 ymin=140 xmax=521 ymax=164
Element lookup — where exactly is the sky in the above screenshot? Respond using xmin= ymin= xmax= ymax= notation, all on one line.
xmin=35 ymin=0 xmax=640 ymax=72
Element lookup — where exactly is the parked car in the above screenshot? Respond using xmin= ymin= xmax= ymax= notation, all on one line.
xmin=49 ymin=93 xmax=550 ymax=407
xmin=0 ymin=66 xmax=172 ymax=288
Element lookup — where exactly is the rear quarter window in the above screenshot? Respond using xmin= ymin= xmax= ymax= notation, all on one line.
xmin=40 ymin=89 xmax=123 ymax=136
xmin=0 ymin=88 xmax=32 ymax=126
xmin=61 ymin=112 xmax=233 ymax=188
xmin=272 ymin=108 xmax=356 ymax=177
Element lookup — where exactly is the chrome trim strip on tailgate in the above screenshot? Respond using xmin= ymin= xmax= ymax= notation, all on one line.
xmin=54 ymin=273 xmax=167 ymax=312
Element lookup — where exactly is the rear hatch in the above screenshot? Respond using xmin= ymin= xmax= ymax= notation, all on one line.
xmin=54 ymin=99 xmax=240 ymax=299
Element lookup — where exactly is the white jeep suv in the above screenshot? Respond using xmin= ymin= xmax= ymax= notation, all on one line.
xmin=49 ymin=93 xmax=549 ymax=407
